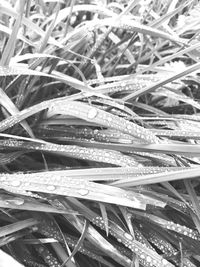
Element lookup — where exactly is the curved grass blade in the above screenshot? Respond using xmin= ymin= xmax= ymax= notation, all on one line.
xmin=36 ymin=214 xmax=114 ymax=266
xmin=64 ymin=235 xmax=115 ymax=267
xmin=48 ymin=100 xmax=160 ymax=144
xmin=43 ymin=4 xmax=116 ymax=28
xmin=0 ymin=98 xmax=159 ymax=144
xmin=87 ymin=17 xmax=186 ymax=45
xmin=0 ymin=65 xmax=92 ymax=93
xmin=61 ymin=220 xmax=89 ymax=266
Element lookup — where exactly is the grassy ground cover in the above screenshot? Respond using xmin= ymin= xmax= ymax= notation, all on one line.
xmin=0 ymin=0 xmax=200 ymax=266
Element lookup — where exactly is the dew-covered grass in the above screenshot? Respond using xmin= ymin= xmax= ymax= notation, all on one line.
xmin=0 ymin=1 xmax=200 ymax=267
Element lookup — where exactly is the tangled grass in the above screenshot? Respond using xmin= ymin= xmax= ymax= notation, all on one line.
xmin=0 ymin=0 xmax=200 ymax=267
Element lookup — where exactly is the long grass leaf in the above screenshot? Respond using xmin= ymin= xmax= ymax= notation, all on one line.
xmin=111 ymin=167 xmax=200 ymax=187
xmin=123 ymin=61 xmax=200 ymax=101
xmin=0 ymin=170 xmax=152 ymax=209
xmin=0 ymin=218 xmax=38 ymax=237
xmin=0 ymin=0 xmax=25 ymax=66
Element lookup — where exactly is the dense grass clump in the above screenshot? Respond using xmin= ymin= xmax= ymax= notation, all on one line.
xmin=1 ymin=0 xmax=200 ymax=267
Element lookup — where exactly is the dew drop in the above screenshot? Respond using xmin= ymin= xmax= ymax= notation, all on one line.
xmin=78 ymin=189 xmax=89 ymax=196
xmin=146 ymin=256 xmax=152 ymax=263
xmin=87 ymin=108 xmax=98 ymax=119
xmin=47 ymin=185 xmax=56 ymax=191
xmin=11 ymin=180 xmax=21 ymax=187
xmin=6 ymin=198 xmax=25 ymax=205
xmin=124 ymin=232 xmax=133 ymax=240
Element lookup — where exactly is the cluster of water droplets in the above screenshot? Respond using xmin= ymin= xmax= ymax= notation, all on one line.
xmin=132 ymin=151 xmax=176 ymax=166
xmin=0 ymin=171 xmax=147 ymax=209
xmin=0 ymin=171 xmax=92 ymax=199
xmin=152 ymin=128 xmax=200 ymax=139
xmin=182 ymin=258 xmax=198 ymax=267
xmin=0 ymin=138 xmax=141 ymax=167
xmin=91 ymin=216 xmax=173 ymax=267
xmin=37 ymin=219 xmax=63 ymax=242
xmin=165 ymin=221 xmax=200 ymax=240
xmin=36 ymin=246 xmax=61 ymax=267
xmin=22 ymin=253 xmax=47 ymax=267
xmin=96 ymin=74 xmax=163 ymax=95
xmin=86 ymin=105 xmax=159 ymax=144
xmin=133 ymin=227 xmax=155 ymax=251
xmin=3 ymin=196 xmax=25 ymax=206
xmin=96 ymin=80 xmax=147 ymax=94
xmin=50 ymin=99 xmax=160 ymax=144
xmin=0 ymin=115 xmax=20 ymax=132
xmin=147 ymin=231 xmax=178 ymax=257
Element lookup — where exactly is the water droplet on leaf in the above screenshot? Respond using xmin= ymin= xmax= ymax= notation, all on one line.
xmin=78 ymin=189 xmax=89 ymax=196
xmin=5 ymin=198 xmax=24 ymax=205
xmin=47 ymin=185 xmax=56 ymax=191
xmin=11 ymin=180 xmax=21 ymax=187
xmin=87 ymin=108 xmax=98 ymax=119
xmin=124 ymin=232 xmax=133 ymax=240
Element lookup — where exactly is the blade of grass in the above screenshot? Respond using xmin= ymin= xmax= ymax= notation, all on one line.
xmin=60 ymin=220 xmax=89 ymax=266
xmin=0 ymin=87 xmax=34 ymax=137
xmin=0 ymin=0 xmax=26 ymax=66
xmin=184 ymin=179 xmax=200 ymax=235
xmin=0 ymin=218 xmax=38 ymax=237
xmin=0 ymin=169 xmax=153 ymax=209
xmin=123 ymin=61 xmax=200 ymax=101
xmin=111 ymin=167 xmax=200 ymax=187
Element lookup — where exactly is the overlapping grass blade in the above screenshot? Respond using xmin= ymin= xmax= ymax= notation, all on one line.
xmin=0 ymin=218 xmax=38 ymax=237
xmin=0 ymin=170 xmax=154 ymax=209
xmin=0 ymin=0 xmax=25 ymax=66
xmin=123 ymin=61 xmax=200 ymax=101
xmin=111 ymin=167 xmax=200 ymax=187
